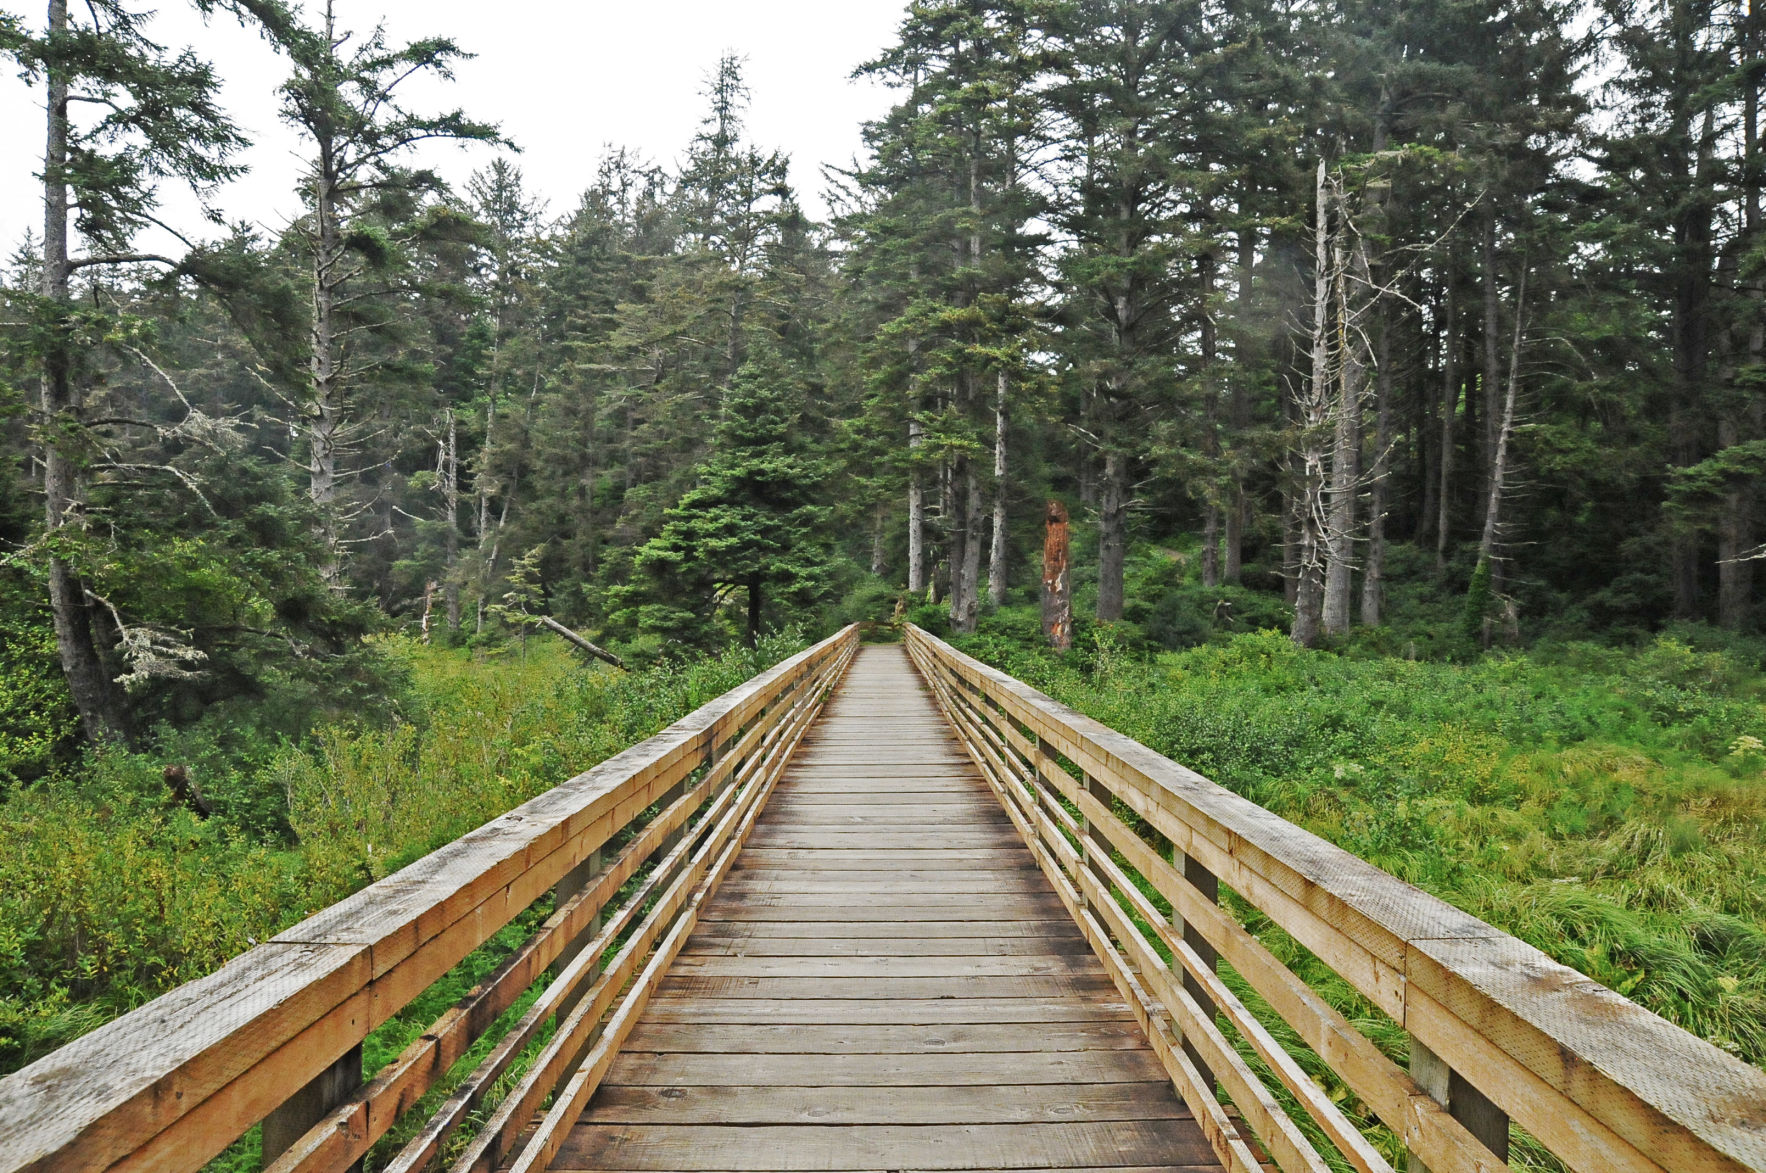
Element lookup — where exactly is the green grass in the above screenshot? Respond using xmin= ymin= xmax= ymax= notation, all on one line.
xmin=946 ymin=606 xmax=1766 ymax=1167
xmin=0 ymin=630 xmax=805 ymax=1078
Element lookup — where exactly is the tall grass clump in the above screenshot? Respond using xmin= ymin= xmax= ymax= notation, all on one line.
xmin=0 ymin=631 xmax=804 ymax=1075
xmin=950 ymin=608 xmax=1766 ymax=1067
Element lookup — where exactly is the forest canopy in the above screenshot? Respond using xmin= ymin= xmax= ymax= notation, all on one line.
xmin=1 ymin=0 xmax=1763 ymax=771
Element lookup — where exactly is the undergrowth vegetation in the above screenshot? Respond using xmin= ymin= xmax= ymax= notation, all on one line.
xmin=941 ymin=607 xmax=1766 ymax=1151
xmin=0 ymin=632 xmax=803 ymax=1077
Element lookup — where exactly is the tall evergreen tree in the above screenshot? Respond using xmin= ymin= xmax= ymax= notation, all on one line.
xmin=618 ymin=348 xmax=831 ymax=648
xmin=277 ymin=0 xmax=501 ymax=575
xmin=1 ymin=0 xmax=293 ymax=743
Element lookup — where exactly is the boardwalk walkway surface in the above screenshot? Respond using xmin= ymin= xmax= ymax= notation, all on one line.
xmin=558 ymin=644 xmax=1218 ymax=1173
xmin=10 ymin=627 xmax=1757 ymax=1173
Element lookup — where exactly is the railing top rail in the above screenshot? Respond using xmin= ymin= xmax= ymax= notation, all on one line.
xmin=0 ymin=626 xmax=858 ymax=1173
xmin=905 ymin=624 xmax=1766 ymax=1173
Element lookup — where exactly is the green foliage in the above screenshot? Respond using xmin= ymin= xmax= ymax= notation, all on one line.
xmin=617 ymin=349 xmax=833 ymax=647
xmin=0 ymin=572 xmax=77 ymax=784
xmin=1463 ymin=558 xmax=1494 ymax=645
xmin=949 ymin=624 xmax=1766 ymax=1067
xmin=0 ymin=632 xmax=802 ymax=1075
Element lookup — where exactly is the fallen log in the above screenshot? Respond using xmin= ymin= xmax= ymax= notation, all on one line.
xmin=537 ymin=615 xmax=626 ymax=670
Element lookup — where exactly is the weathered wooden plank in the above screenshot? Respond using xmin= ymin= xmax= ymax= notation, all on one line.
xmin=581 ymin=1083 xmax=1188 ymax=1126
xmin=554 ymin=1120 xmax=1216 ymax=1171
xmin=760 ymin=809 xmax=1012 ymax=826
xmin=690 ymin=919 xmax=1077 ymax=938
xmin=619 ymin=1021 xmax=1149 ymax=1054
xmin=681 ymin=935 xmax=1090 ymax=957
xmin=651 ymin=975 xmax=1124 ymax=1000
xmin=603 ymin=1049 xmax=1172 ymax=1088
xmin=638 ymin=998 xmax=1136 ymax=1025
xmin=715 ymin=876 xmax=1044 ymax=896
xmin=741 ymin=833 xmax=1026 ymax=850
xmin=665 ymin=955 xmax=1098 ymax=979
xmin=732 ymin=849 xmax=1036 ymax=870
xmin=698 ymin=901 xmax=1064 ymax=923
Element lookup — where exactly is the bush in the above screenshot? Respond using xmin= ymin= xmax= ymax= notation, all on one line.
xmin=945 ymin=621 xmax=1766 ymax=1065
xmin=0 ymin=631 xmax=807 ymax=1075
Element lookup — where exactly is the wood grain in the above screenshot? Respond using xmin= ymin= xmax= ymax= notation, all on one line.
xmin=905 ymin=622 xmax=1766 ymax=1173
xmin=561 ymin=645 xmax=1215 ymax=1173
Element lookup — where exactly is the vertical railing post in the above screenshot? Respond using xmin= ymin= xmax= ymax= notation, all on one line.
xmin=1171 ymin=850 xmax=1220 ymax=1086
xmin=552 ymin=844 xmax=606 ymax=1022
xmin=1077 ymin=770 xmax=1111 ymax=920
xmin=1034 ymin=733 xmax=1060 ymax=858
xmin=1408 ymin=1039 xmax=1509 ymax=1172
xmin=262 ymin=1045 xmax=363 ymax=1170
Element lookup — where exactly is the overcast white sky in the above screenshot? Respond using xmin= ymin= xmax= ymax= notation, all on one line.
xmin=0 ymin=1 xmax=907 ymax=257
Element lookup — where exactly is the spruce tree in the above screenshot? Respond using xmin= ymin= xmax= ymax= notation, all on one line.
xmin=2 ymin=0 xmax=294 ymax=743
xmin=619 ymin=349 xmax=831 ymax=648
xmin=277 ymin=0 xmax=502 ymax=575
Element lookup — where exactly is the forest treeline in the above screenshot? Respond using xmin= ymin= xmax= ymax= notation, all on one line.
xmin=2 ymin=0 xmax=1763 ymax=770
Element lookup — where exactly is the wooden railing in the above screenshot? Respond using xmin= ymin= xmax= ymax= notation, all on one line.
xmin=0 ymin=625 xmax=858 ymax=1173
xmin=905 ymin=624 xmax=1766 ymax=1173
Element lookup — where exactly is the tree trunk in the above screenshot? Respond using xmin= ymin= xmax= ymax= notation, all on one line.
xmin=307 ymin=10 xmax=346 ymax=583
xmin=1361 ymin=306 xmax=1394 ymax=625
xmin=1281 ymin=367 xmax=1301 ymax=605
xmin=41 ymin=0 xmax=129 ymax=745
xmin=1481 ymin=209 xmax=1502 ymax=528
xmin=1042 ymin=500 xmax=1073 ymax=651
xmin=1435 ymin=265 xmax=1460 ymax=571
xmin=1321 ymin=218 xmax=1362 ymax=638
xmin=746 ymin=582 xmax=762 ymax=648
xmin=421 ymin=582 xmax=437 ymax=644
xmin=1415 ymin=282 xmax=1442 ymax=544
xmin=988 ymin=370 xmax=1010 ymax=606
xmin=1722 ymin=21 xmax=1762 ymax=630
xmin=946 ymin=452 xmax=968 ymax=625
xmin=575 ymin=378 xmax=601 ymax=578
xmin=442 ymin=410 xmax=462 ymax=633
xmin=947 ymin=452 xmax=983 ymax=636
xmin=870 ymin=500 xmax=889 ymax=577
xmin=1200 ymin=232 xmax=1221 ymax=589
xmin=907 ymin=412 xmax=927 ymax=595
xmin=1226 ymin=224 xmax=1257 ymax=584
xmin=1098 ymin=446 xmax=1128 ymax=622
xmin=1293 ymin=161 xmax=1331 ymax=648
xmin=1479 ymin=268 xmax=1528 ymax=585
xmin=538 ymin=615 xmax=626 ymax=669
xmin=475 ymin=392 xmax=499 ymax=631
xmin=957 ymin=462 xmax=984 ymax=633
xmin=1670 ymin=102 xmax=1718 ymax=620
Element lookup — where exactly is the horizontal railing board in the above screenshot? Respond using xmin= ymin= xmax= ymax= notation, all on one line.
xmin=0 ymin=628 xmax=855 ymax=1173
xmin=0 ymin=943 xmax=367 ymax=1172
xmin=905 ymin=625 xmax=1766 ymax=1173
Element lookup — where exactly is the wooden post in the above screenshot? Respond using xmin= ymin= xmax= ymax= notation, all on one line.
xmin=552 ymin=846 xmax=606 ymax=1022
xmin=1042 ymin=500 xmax=1072 ymax=651
xmin=1176 ymin=851 xmax=1219 ymax=1088
xmin=1078 ymin=772 xmax=1111 ymax=920
xmin=262 ymin=1045 xmax=362 ymax=1170
xmin=1408 ymin=1038 xmax=1510 ymax=1172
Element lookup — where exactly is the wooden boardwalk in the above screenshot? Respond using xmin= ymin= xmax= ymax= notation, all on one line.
xmin=556 ymin=644 xmax=1217 ymax=1173
xmin=7 ymin=626 xmax=1762 ymax=1173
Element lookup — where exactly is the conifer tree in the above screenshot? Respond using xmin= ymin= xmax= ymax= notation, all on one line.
xmin=277 ymin=0 xmax=502 ymax=575
xmin=619 ymin=348 xmax=831 ymax=648
xmin=853 ymin=0 xmax=1046 ymax=632
xmin=2 ymin=0 xmax=293 ymax=743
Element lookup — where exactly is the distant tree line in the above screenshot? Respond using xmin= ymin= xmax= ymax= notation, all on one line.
xmin=0 ymin=0 xmax=1760 ymax=762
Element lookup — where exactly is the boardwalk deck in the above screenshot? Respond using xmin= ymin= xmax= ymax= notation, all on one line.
xmin=557 ymin=644 xmax=1219 ymax=1173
